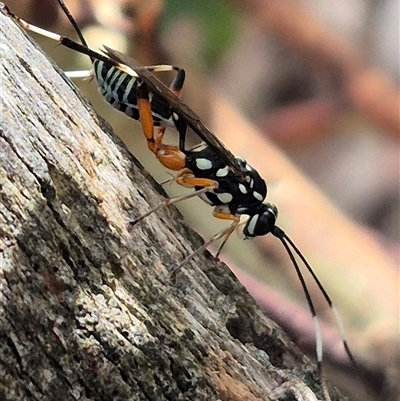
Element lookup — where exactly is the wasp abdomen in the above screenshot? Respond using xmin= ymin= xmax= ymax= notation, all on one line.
xmin=93 ymin=60 xmax=173 ymax=126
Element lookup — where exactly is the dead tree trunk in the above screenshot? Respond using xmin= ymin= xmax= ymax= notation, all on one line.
xmin=0 ymin=9 xmax=345 ymax=401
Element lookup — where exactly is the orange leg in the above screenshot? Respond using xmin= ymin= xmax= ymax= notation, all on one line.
xmin=212 ymin=207 xmax=241 ymax=257
xmin=212 ymin=206 xmax=238 ymax=222
xmin=176 ymin=169 xmax=219 ymax=189
xmin=136 ymin=83 xmax=186 ymax=171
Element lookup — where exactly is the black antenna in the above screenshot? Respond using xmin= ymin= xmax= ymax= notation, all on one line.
xmin=57 ymin=0 xmax=88 ymax=49
xmin=274 ymin=226 xmax=358 ymax=367
xmin=272 ymin=225 xmax=361 ymax=399
xmin=272 ymin=227 xmax=329 ymax=398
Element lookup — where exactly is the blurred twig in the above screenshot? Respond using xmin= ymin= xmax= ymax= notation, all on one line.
xmin=258 ymin=98 xmax=341 ymax=146
xmin=227 ymin=0 xmax=399 ymax=138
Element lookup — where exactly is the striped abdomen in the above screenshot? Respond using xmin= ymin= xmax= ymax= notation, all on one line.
xmin=93 ymin=60 xmax=174 ymax=126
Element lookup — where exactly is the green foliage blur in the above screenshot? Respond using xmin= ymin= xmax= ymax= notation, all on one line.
xmin=162 ymin=0 xmax=239 ymax=69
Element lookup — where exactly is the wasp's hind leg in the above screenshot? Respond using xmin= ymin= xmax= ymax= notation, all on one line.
xmin=65 ymin=70 xmax=93 ymax=79
xmin=151 ymin=66 xmax=187 ymax=153
xmin=136 ymin=82 xmax=187 ymax=171
xmin=143 ymin=65 xmax=186 ymax=98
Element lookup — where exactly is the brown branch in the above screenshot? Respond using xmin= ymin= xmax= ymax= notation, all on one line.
xmin=228 ymin=0 xmax=399 ymax=138
xmin=0 ymin=9 xmax=348 ymax=401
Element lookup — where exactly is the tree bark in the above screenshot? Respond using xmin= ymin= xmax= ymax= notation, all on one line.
xmin=0 ymin=9 xmax=345 ymax=401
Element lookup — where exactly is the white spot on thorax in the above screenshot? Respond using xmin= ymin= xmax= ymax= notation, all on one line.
xmin=195 ymin=158 xmax=213 ymax=170
xmin=238 ymin=183 xmax=247 ymax=194
xmin=216 ymin=166 xmax=229 ymax=177
xmin=216 ymin=192 xmax=233 ymax=203
xmin=253 ymin=191 xmax=264 ymax=201
xmin=244 ymin=163 xmax=253 ymax=172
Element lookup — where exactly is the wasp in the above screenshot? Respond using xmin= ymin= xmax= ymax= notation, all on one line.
xmin=3 ymin=2 xmax=357 ymax=399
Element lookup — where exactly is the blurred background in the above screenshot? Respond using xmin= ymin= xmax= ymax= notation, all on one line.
xmin=8 ymin=0 xmax=399 ymax=400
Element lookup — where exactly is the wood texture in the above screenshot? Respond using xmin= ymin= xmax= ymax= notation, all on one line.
xmin=0 ymin=9 xmax=344 ymax=401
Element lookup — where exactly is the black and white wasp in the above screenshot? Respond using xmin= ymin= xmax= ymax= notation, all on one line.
xmin=3 ymin=1 xmax=358 ymax=400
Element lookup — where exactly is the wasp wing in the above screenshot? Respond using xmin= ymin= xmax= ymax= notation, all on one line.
xmin=103 ymin=46 xmax=245 ymax=181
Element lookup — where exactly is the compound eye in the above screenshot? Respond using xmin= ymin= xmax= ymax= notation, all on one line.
xmin=243 ymin=205 xmax=277 ymax=238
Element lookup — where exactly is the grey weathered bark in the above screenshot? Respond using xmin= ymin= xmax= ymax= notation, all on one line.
xmin=0 ymin=9 xmax=345 ymax=401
